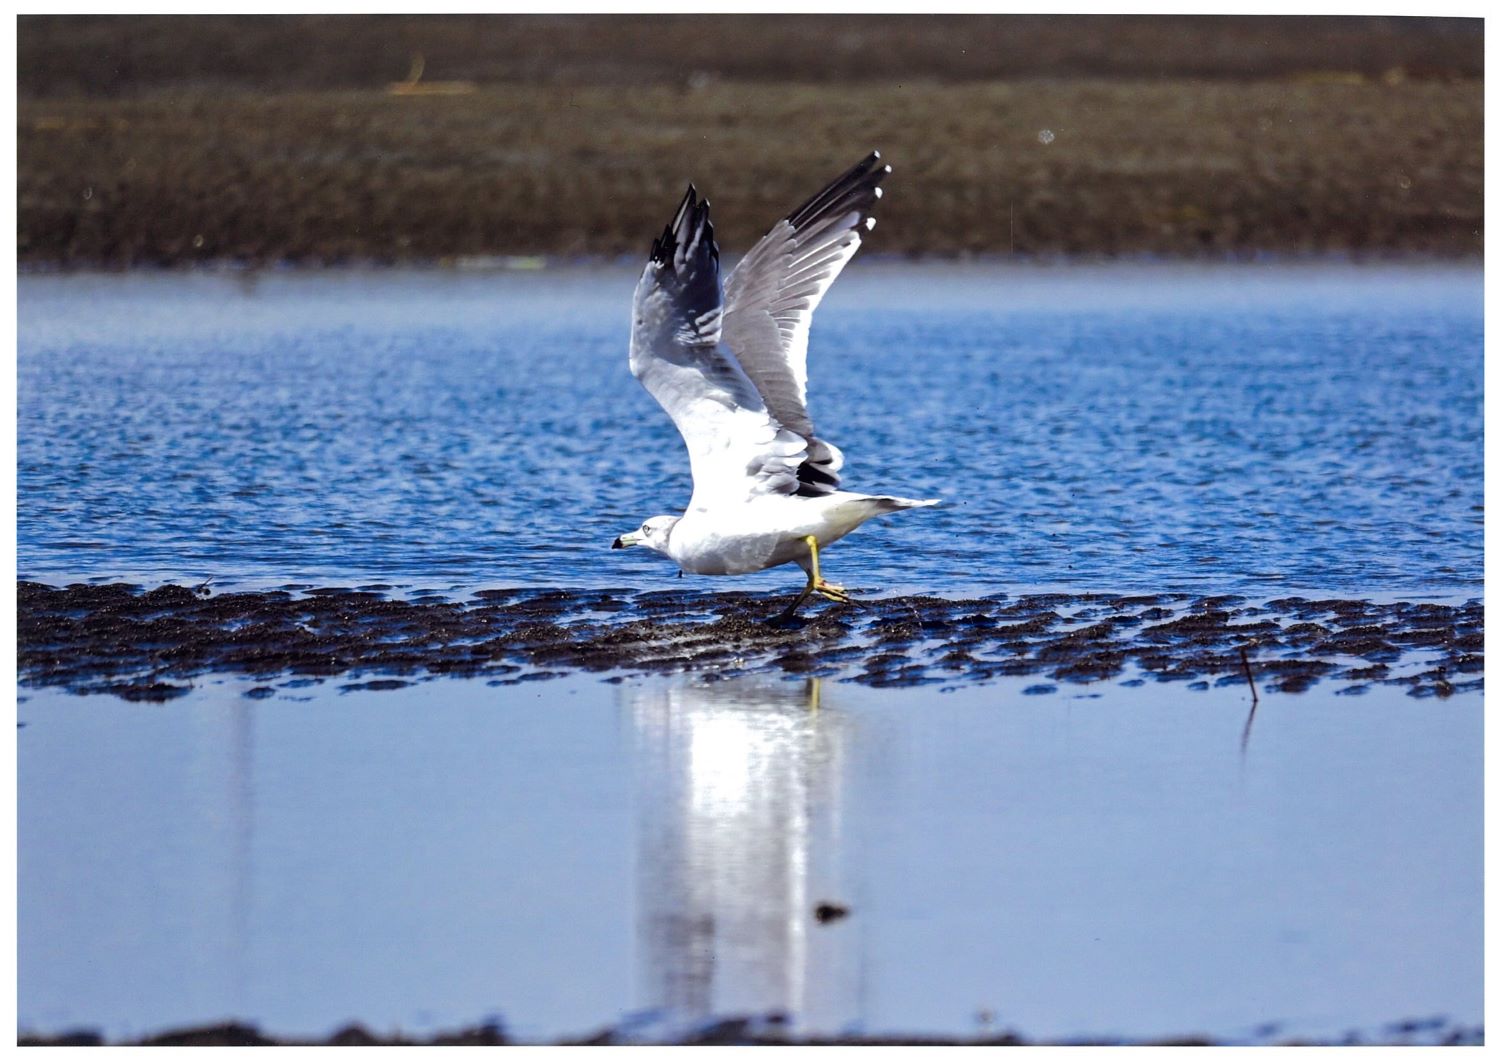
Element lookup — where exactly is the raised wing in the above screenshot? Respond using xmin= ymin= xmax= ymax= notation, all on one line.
xmin=630 ymin=186 xmax=812 ymax=507
xmin=722 ymin=152 xmax=891 ymax=444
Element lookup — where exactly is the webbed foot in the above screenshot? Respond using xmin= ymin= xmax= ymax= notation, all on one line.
xmin=813 ymin=580 xmax=860 ymax=606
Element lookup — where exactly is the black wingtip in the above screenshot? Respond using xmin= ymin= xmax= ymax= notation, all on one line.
xmin=648 ymin=182 xmax=719 ymax=271
xmin=673 ymin=184 xmax=699 ymax=229
xmin=648 ymin=224 xmax=672 ymax=265
xmin=786 ymin=151 xmax=893 ymax=231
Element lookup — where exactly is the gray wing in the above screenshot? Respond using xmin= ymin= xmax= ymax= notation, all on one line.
xmin=721 ymin=152 xmax=891 ymax=492
xmin=629 ymin=186 xmax=812 ymax=507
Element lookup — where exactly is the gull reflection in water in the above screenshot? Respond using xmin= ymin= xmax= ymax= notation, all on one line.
xmin=625 ymin=676 xmax=862 ymax=1035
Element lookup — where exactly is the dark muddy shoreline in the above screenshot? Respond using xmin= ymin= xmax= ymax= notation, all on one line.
xmin=17 ymin=580 xmax=1481 ymax=702
xmin=17 ymin=1015 xmax=1483 ymax=1047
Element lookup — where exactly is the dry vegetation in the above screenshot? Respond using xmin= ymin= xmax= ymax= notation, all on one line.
xmin=16 ymin=16 xmax=1483 ymax=265
xmin=18 ymin=14 xmax=1483 ymax=94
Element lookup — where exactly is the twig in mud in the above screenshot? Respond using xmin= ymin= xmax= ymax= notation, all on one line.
xmin=1239 ymin=645 xmax=1260 ymax=755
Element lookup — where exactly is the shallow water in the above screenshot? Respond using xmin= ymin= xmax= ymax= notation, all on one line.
xmin=16 ymin=262 xmax=1482 ymax=597
xmin=18 ymin=672 xmax=1481 ymax=1042
xmin=16 ymin=262 xmax=1483 ymax=1043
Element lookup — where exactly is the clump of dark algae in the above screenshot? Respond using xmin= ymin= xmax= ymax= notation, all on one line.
xmin=17 ymin=581 xmax=1481 ymax=701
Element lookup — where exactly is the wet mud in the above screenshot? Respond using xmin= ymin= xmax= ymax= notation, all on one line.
xmin=17 ymin=581 xmax=1481 ymax=701
xmin=16 ymin=1015 xmax=1483 ymax=1046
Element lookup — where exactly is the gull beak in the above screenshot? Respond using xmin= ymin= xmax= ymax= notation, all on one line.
xmin=613 ymin=531 xmax=643 ymax=549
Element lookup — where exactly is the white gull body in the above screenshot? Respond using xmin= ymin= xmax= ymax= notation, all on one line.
xmin=613 ymin=152 xmax=938 ymax=609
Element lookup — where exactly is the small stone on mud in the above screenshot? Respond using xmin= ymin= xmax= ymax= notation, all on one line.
xmin=813 ymin=901 xmax=850 ymax=924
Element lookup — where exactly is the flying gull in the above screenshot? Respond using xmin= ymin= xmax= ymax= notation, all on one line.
xmin=612 ymin=152 xmax=939 ymax=619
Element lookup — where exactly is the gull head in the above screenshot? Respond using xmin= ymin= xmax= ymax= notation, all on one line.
xmin=612 ymin=515 xmax=680 ymax=555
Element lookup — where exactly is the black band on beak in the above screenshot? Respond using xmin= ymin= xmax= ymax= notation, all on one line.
xmin=611 ymin=537 xmax=625 ymax=549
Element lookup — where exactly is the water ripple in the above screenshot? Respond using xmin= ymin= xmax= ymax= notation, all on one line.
xmin=17 ymin=263 xmax=1482 ymax=597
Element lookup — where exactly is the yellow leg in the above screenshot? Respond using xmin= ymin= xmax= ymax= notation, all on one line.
xmin=805 ymin=535 xmax=855 ymax=604
xmin=777 ymin=536 xmax=856 ymax=620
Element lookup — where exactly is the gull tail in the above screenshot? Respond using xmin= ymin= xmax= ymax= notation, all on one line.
xmin=826 ymin=493 xmax=939 ymax=537
xmin=858 ymin=494 xmax=936 ymax=515
xmin=866 ymin=495 xmax=941 ymax=514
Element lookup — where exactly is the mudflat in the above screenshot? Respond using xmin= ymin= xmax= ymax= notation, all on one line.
xmin=18 ymin=581 xmax=1482 ymax=702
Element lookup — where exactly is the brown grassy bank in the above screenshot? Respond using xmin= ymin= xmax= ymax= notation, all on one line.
xmin=19 ymin=14 xmax=1483 ymax=97
xmin=19 ymin=78 xmax=1481 ymax=266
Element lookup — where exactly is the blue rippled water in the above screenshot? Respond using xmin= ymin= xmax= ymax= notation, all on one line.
xmin=17 ymin=262 xmax=1481 ymax=597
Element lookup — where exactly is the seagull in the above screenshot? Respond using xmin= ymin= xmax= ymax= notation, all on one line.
xmin=612 ymin=152 xmax=939 ymax=620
